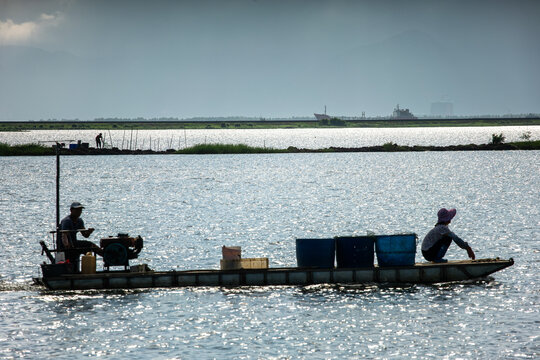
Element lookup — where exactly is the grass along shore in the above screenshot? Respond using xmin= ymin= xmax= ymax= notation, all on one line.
xmin=0 ymin=142 xmax=57 ymax=156
xmin=1 ymin=140 xmax=539 ymax=156
xmin=176 ymin=143 xmax=286 ymax=154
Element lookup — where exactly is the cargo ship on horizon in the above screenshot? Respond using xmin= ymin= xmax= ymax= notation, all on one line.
xmin=315 ymin=104 xmax=418 ymax=120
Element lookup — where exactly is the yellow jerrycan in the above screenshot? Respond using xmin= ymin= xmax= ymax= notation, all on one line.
xmin=81 ymin=252 xmax=96 ymax=274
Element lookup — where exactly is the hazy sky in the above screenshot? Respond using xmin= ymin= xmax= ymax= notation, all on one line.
xmin=1 ymin=0 xmax=539 ymax=119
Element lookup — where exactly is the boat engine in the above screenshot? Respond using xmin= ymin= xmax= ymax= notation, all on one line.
xmin=100 ymin=234 xmax=143 ymax=270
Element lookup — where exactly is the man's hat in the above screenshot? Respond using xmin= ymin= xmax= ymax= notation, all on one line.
xmin=70 ymin=202 xmax=85 ymax=209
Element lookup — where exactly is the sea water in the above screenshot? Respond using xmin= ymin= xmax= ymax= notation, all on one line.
xmin=0 ymin=150 xmax=538 ymax=359
xmin=0 ymin=125 xmax=538 ymax=149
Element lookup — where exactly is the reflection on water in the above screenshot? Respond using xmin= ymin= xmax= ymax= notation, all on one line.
xmin=0 ymin=151 xmax=538 ymax=359
xmin=0 ymin=126 xmax=538 ymax=149
xmin=0 ymin=280 xmax=37 ymax=292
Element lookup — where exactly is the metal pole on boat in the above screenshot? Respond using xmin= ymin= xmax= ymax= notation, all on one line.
xmin=39 ymin=139 xmax=73 ymax=257
xmin=56 ymin=142 xmax=60 ymax=232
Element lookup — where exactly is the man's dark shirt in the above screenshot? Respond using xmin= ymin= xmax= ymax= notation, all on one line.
xmin=58 ymin=215 xmax=84 ymax=250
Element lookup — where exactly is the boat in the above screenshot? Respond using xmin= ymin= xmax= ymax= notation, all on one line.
xmin=314 ymin=113 xmax=331 ymax=121
xmin=33 ymin=258 xmax=514 ymax=290
xmin=315 ymin=105 xmax=331 ymax=121
xmin=392 ymin=104 xmax=416 ymax=119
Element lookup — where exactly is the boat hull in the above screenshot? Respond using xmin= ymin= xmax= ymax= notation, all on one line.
xmin=33 ymin=258 xmax=513 ymax=291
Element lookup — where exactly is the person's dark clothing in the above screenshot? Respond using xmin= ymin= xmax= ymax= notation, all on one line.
xmin=421 ymin=224 xmax=469 ymax=262
xmin=421 ymin=236 xmax=452 ymax=261
xmin=59 ymin=215 xmax=101 ymax=269
xmin=95 ymin=134 xmax=103 ymax=148
xmin=59 ymin=215 xmax=84 ymax=250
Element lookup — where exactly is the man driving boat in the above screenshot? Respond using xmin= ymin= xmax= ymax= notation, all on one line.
xmin=58 ymin=202 xmax=102 ymax=269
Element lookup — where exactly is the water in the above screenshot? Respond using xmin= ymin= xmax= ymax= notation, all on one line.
xmin=0 ymin=125 xmax=538 ymax=149
xmin=0 ymin=150 xmax=538 ymax=359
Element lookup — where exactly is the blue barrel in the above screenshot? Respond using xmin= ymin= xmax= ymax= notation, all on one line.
xmin=69 ymin=143 xmax=78 ymax=150
xmin=296 ymin=238 xmax=335 ymax=268
xmin=335 ymin=236 xmax=375 ymax=268
xmin=375 ymin=234 xmax=417 ymax=266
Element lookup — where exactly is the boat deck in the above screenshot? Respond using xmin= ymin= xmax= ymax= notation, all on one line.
xmin=34 ymin=258 xmax=514 ymax=290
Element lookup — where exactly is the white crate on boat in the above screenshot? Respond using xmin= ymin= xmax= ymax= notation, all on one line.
xmin=220 ymin=257 xmax=269 ymax=270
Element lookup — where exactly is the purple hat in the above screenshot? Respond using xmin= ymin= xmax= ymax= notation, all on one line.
xmin=437 ymin=208 xmax=456 ymax=223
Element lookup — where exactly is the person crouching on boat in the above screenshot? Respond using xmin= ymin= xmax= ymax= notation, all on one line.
xmin=58 ymin=202 xmax=103 ymax=270
xmin=421 ymin=208 xmax=475 ymax=263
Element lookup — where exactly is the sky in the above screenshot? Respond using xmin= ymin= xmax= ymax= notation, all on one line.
xmin=0 ymin=0 xmax=539 ymax=120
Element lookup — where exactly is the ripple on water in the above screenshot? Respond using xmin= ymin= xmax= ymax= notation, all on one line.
xmin=0 ymin=151 xmax=538 ymax=359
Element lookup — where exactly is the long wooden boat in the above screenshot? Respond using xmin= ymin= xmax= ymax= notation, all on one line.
xmin=33 ymin=258 xmax=513 ymax=291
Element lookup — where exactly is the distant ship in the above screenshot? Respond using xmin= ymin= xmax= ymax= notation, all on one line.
xmin=392 ymin=104 xmax=416 ymax=119
xmin=314 ymin=105 xmax=417 ymax=120
xmin=314 ymin=113 xmax=331 ymax=121
xmin=314 ymin=105 xmax=331 ymax=120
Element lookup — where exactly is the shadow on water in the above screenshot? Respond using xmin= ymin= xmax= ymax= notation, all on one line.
xmin=297 ymin=276 xmax=498 ymax=294
xmin=35 ymin=287 xmax=153 ymax=297
xmin=286 ymin=277 xmax=504 ymax=304
xmin=427 ymin=276 xmax=498 ymax=290
xmin=1 ymin=275 xmax=499 ymax=296
xmin=0 ymin=277 xmax=152 ymax=296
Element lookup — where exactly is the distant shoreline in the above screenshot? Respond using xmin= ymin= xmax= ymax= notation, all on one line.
xmin=1 ymin=141 xmax=539 ymax=156
xmin=1 ymin=117 xmax=539 ymax=131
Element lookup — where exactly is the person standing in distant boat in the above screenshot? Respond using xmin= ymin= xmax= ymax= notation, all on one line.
xmin=421 ymin=208 xmax=475 ymax=263
xmin=58 ymin=202 xmax=102 ymax=269
xmin=95 ymin=133 xmax=103 ymax=149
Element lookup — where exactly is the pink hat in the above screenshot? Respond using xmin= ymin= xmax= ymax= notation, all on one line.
xmin=437 ymin=208 xmax=456 ymax=223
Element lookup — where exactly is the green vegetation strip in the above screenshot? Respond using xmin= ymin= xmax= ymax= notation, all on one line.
xmin=1 ymin=118 xmax=540 ymax=131
xmin=176 ymin=143 xmax=286 ymax=154
xmin=1 ymin=141 xmax=539 ymax=156
xmin=0 ymin=142 xmax=55 ymax=156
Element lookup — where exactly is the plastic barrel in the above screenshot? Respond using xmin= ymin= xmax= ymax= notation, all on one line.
xmin=335 ymin=236 xmax=375 ymax=268
xmin=375 ymin=234 xmax=417 ymax=266
xmin=296 ymin=238 xmax=335 ymax=268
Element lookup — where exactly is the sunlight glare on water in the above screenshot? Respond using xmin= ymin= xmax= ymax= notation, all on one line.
xmin=0 ymin=126 xmax=538 ymax=149
xmin=0 ymin=150 xmax=538 ymax=359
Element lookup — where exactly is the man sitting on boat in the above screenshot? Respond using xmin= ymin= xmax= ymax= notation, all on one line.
xmin=421 ymin=208 xmax=476 ymax=263
xmin=58 ymin=202 xmax=103 ymax=269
